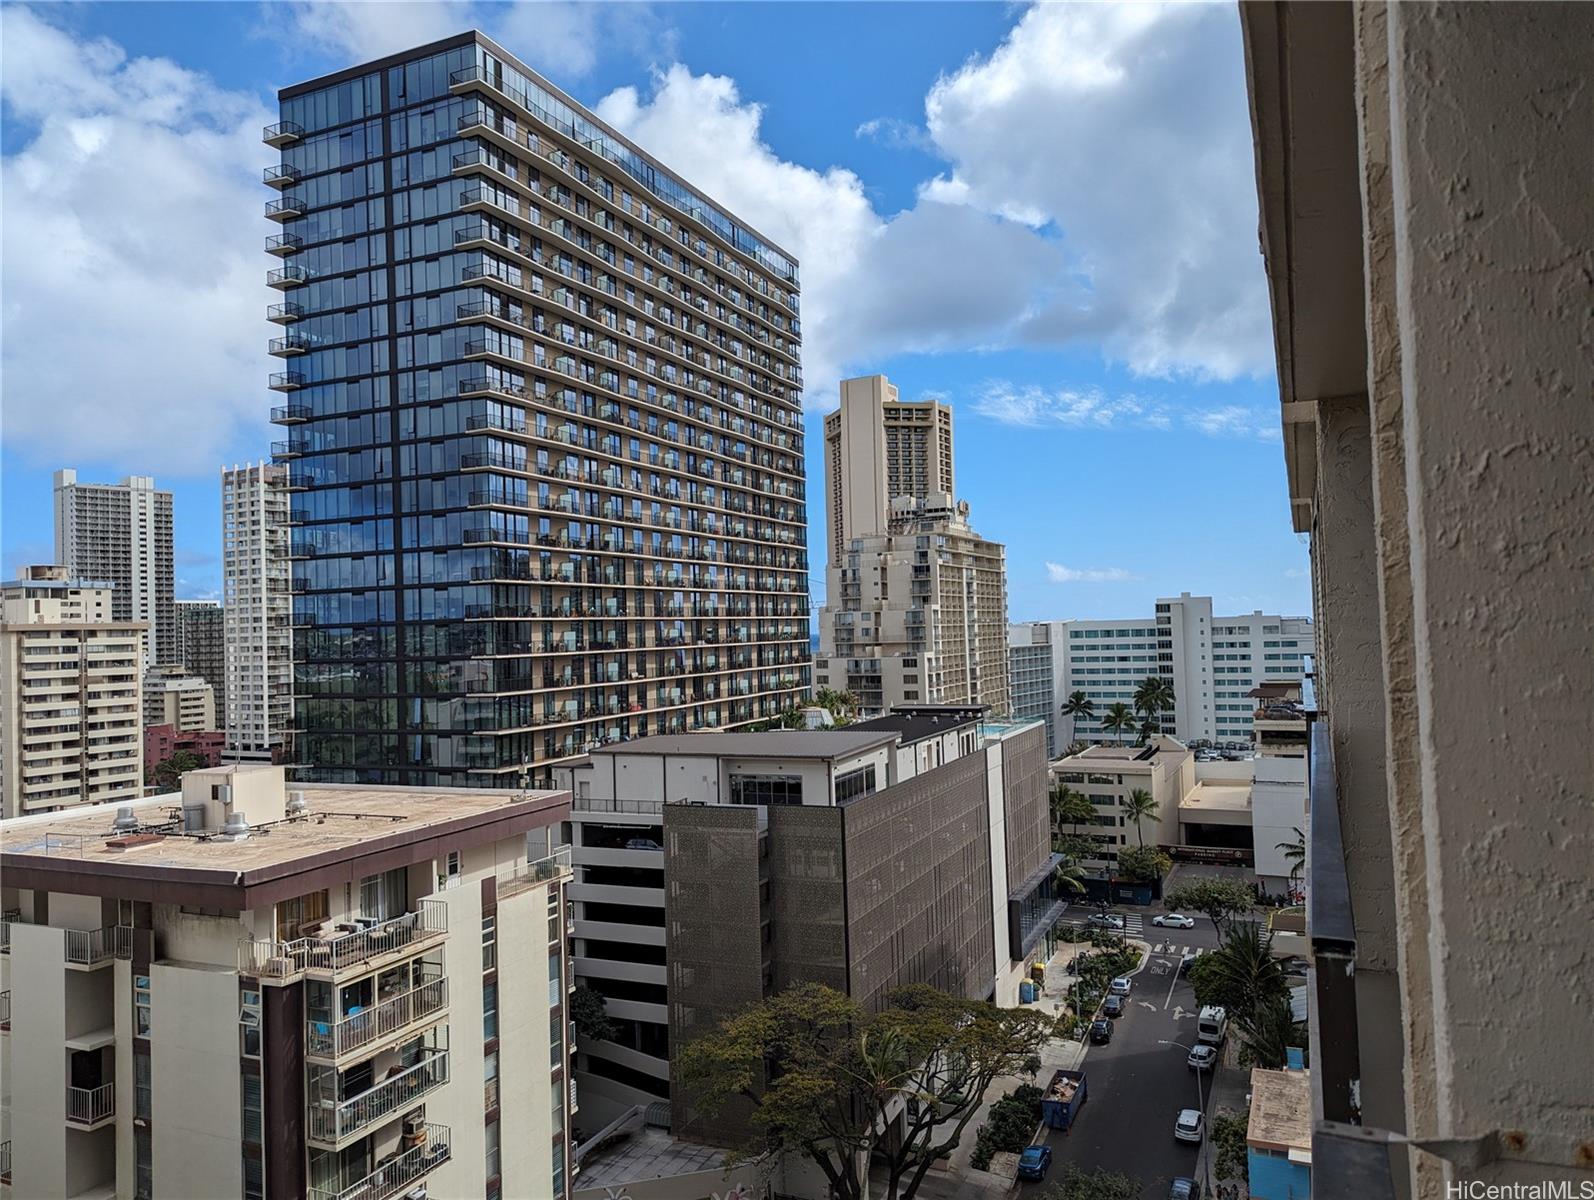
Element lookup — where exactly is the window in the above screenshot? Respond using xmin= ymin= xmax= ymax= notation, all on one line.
xmin=485 ymin=1116 xmax=501 ymax=1180
xmin=134 ymin=973 xmax=152 ymax=1037
xmin=834 ymin=764 xmax=876 ymax=804
xmin=481 ymin=913 xmax=497 ymax=972
xmin=273 ymin=887 xmax=327 ymax=939
xmin=239 ymin=989 xmax=262 ymax=1058
xmin=548 ymin=945 xmax=564 ymax=1006
xmin=359 ymin=867 xmax=407 ymax=920
xmin=729 ymin=773 xmax=803 ymax=806
xmin=241 ymin=1074 xmax=263 ymax=1144
xmin=440 ymin=849 xmax=462 ymax=890
xmin=483 ymin=981 xmax=499 ymax=1041
xmin=135 ymin=1125 xmax=154 ymax=1199
xmin=484 ymin=1049 xmax=500 ymax=1112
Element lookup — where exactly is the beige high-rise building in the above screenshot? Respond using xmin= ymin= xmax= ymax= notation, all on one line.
xmin=223 ymin=463 xmax=293 ymax=763
xmin=53 ymin=470 xmax=174 ymax=669
xmin=824 ymin=375 xmax=954 ymax=566
xmin=816 ymin=494 xmax=1010 ymax=716
xmin=0 ymin=565 xmax=145 ymax=819
xmin=142 ymin=663 xmax=217 ymax=732
xmin=0 ymin=765 xmax=574 ymax=1200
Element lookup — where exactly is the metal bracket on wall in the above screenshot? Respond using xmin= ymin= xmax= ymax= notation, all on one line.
xmin=1320 ymin=1120 xmax=1594 ymax=1174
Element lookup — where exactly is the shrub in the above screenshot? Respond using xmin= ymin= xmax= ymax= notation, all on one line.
xmin=970 ymin=1085 xmax=1044 ymax=1170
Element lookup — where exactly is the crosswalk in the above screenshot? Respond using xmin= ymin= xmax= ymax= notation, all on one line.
xmin=1148 ymin=941 xmax=1201 ymax=956
xmin=1121 ymin=914 xmax=1145 ymax=937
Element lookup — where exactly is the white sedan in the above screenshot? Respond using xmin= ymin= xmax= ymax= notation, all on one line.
xmin=1174 ymin=1109 xmax=1205 ymax=1143
xmin=1154 ymin=913 xmax=1197 ymax=929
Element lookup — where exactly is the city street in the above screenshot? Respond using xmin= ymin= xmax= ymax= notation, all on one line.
xmin=1023 ymin=908 xmax=1225 ymax=1199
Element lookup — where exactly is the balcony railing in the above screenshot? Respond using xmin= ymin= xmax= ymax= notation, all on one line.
xmin=265 ymin=195 xmax=305 ymax=222
xmin=267 ymin=301 xmax=305 ymax=324
xmin=495 ymin=847 xmax=572 ymax=900
xmin=262 ymin=120 xmax=304 ymax=147
xmin=65 ymin=926 xmax=114 ymax=966
xmin=268 ymin=265 xmax=309 ymax=289
xmin=0 ymin=989 xmax=10 ymax=1030
xmin=269 ymin=336 xmax=311 ymax=358
xmin=307 ymin=1051 xmax=449 ymax=1144
xmin=0 ymin=1139 xmax=9 ymax=1184
xmin=307 ymin=1123 xmax=451 ymax=1200
xmin=263 ymin=163 xmax=302 ymax=188
xmin=112 ymin=924 xmax=134 ymax=959
xmin=306 ymin=977 xmax=448 ymax=1061
xmin=265 ymin=232 xmax=303 ymax=257
xmin=239 ymin=900 xmax=448 ymax=980
xmin=67 ymin=1081 xmax=115 ymax=1126
xmin=272 ymin=403 xmax=312 ymax=422
xmin=269 ymin=372 xmax=306 ymax=392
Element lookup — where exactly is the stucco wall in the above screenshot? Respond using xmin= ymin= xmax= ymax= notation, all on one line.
xmin=151 ymin=961 xmax=241 ymax=1199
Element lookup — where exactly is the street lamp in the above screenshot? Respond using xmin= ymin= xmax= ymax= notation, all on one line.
xmin=1159 ymin=1039 xmax=1210 ymax=1187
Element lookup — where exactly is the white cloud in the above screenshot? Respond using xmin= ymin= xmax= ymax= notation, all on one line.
xmin=0 ymin=5 xmax=272 ymax=475
xmin=855 ymin=116 xmax=932 ymax=153
xmin=268 ymin=2 xmax=671 ymax=78
xmin=1046 ymin=563 xmax=1136 ymax=584
xmin=923 ymin=2 xmax=1271 ymax=379
xmin=1284 ymin=566 xmax=1309 ymax=580
xmin=973 ymin=383 xmax=1275 ymax=440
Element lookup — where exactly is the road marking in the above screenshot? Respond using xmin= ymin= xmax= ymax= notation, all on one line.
xmin=1137 ymin=999 xmax=1157 ymax=1011
xmin=1163 ymin=957 xmax=1180 ymax=1009
xmin=1172 ymin=1003 xmax=1190 ymax=1021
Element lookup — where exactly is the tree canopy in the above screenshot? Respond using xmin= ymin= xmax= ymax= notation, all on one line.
xmin=676 ymin=981 xmax=1063 ymax=1200
xmin=1162 ymin=877 xmax=1256 ymax=935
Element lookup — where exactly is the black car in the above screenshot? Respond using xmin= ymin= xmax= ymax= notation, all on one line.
xmin=1179 ymin=952 xmax=1200 ymax=976
xmin=1089 ymin=1018 xmax=1113 ymax=1044
xmin=1102 ymin=994 xmax=1126 ymax=1018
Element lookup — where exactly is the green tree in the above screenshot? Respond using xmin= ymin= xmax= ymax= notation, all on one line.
xmin=570 ymin=984 xmax=616 ymax=1042
xmin=149 ymin=749 xmax=203 ymax=790
xmin=814 ymin=687 xmax=859 ymax=727
xmin=1162 ymin=878 xmax=1257 ymax=936
xmin=1059 ymin=690 xmax=1096 ymax=741
xmin=1189 ymin=921 xmax=1288 ymax=1023
xmin=1053 ymin=858 xmax=1089 ymax=897
xmin=1101 ymin=702 xmax=1137 ymax=744
xmin=676 ymin=982 xmax=1061 ymax=1200
xmin=1236 ymin=993 xmax=1305 ymax=1069
xmin=1050 ymin=785 xmax=1096 ymax=850
xmin=1040 ymin=1164 xmax=1140 ymax=1200
xmin=1132 ymin=675 xmax=1174 ymax=723
xmin=1276 ymin=826 xmax=1306 ymax=892
xmin=1209 ymin=1109 xmax=1251 ymax=1186
xmin=1114 ymin=846 xmax=1172 ymax=884
xmin=1120 ymin=787 xmax=1160 ymax=848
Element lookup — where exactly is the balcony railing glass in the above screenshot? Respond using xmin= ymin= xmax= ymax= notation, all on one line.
xmin=495 ymin=847 xmax=572 ymax=900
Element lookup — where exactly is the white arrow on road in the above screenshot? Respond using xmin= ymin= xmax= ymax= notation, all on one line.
xmin=1172 ymin=1004 xmax=1190 ymax=1021
xmin=1137 ymin=1000 xmax=1157 ymax=1011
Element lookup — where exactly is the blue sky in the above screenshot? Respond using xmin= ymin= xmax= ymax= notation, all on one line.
xmin=0 ymin=1 xmax=1311 ymax=621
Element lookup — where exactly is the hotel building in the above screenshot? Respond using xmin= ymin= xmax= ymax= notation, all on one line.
xmin=221 ymin=464 xmax=294 ymax=764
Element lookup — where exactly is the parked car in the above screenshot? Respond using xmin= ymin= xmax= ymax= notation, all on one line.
xmin=1089 ymin=1018 xmax=1113 ymax=1044
xmin=1276 ymin=955 xmax=1311 ymax=977
xmin=1169 ymin=1177 xmax=1203 ymax=1199
xmin=1174 ymin=1109 xmax=1205 ymax=1143
xmin=1197 ymin=1005 xmax=1229 ymax=1045
xmin=1154 ymin=912 xmax=1196 ymax=929
xmin=1102 ymin=994 xmax=1126 ymax=1018
xmin=1109 ymin=976 xmax=1132 ymax=996
xmin=625 ymin=837 xmax=663 ymax=851
xmin=1088 ymin=912 xmax=1125 ymax=929
xmin=1016 ymin=1145 xmax=1053 ymax=1181
xmin=1179 ymin=952 xmax=1200 ymax=976
xmin=1186 ymin=1044 xmax=1218 ymax=1071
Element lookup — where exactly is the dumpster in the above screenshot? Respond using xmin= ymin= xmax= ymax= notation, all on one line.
xmin=1040 ymin=1068 xmax=1087 ymax=1130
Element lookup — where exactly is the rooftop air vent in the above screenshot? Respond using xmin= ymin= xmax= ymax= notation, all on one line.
xmin=286 ymin=790 xmax=309 ymax=817
xmin=111 ymin=806 xmax=140 ymax=834
xmin=220 ymin=812 xmax=251 ymax=841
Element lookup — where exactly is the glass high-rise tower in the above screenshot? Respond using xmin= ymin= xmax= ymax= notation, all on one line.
xmin=266 ymin=33 xmax=810 ymax=786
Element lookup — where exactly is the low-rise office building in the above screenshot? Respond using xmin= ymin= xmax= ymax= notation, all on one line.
xmin=0 ymin=765 xmax=573 ymax=1200
xmin=552 ymin=709 xmax=1053 ymax=1140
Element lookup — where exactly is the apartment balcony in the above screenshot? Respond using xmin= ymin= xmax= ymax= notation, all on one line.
xmin=262 ymin=120 xmax=304 ymax=148
xmin=307 ymin=1123 xmax=451 ymax=1200
xmin=269 ymin=371 xmax=306 ymax=392
xmin=0 ymin=988 xmax=9 ymax=1031
xmin=267 ymin=301 xmax=305 ymax=324
xmin=306 ymin=977 xmax=448 ymax=1065
xmin=268 ymin=265 xmax=309 ymax=289
xmin=239 ymin=900 xmax=448 ymax=983
xmin=65 ymin=926 xmax=116 ymax=968
xmin=265 ymin=232 xmax=304 ymax=258
xmin=306 ymin=1050 xmax=450 ymax=1147
xmin=263 ymin=163 xmax=302 ymax=189
xmin=269 ymin=332 xmax=313 ymax=357
xmin=495 ymin=847 xmax=572 ymax=901
xmin=265 ymin=195 xmax=305 ymax=222
xmin=66 ymin=1081 xmax=115 ymax=1129
xmin=0 ymin=1140 xmax=9 ymax=1186
xmin=272 ymin=438 xmax=309 ymax=459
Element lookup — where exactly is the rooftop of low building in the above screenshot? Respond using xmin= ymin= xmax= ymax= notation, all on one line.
xmin=1054 ymin=735 xmax=1191 ymax=767
xmin=1246 ymin=1067 xmax=1312 ymax=1155
xmin=851 ymin=704 xmax=987 ymax=745
xmin=1178 ymin=778 xmax=1253 ymax=813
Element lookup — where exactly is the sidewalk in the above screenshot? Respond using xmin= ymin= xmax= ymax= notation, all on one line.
xmin=1200 ymin=1055 xmax=1251 ymax=1194
xmin=881 ymin=940 xmax=1150 ymax=1199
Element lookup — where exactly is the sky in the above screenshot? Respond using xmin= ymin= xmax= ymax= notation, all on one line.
xmin=0 ymin=0 xmax=1312 ymax=621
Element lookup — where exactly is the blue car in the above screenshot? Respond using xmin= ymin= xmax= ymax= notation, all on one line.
xmin=1169 ymin=1179 xmax=1202 ymax=1200
xmin=1016 ymin=1145 xmax=1052 ymax=1181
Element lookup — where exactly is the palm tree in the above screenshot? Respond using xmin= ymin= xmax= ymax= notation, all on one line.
xmin=1052 ymin=858 xmax=1088 ymax=897
xmin=1276 ymin=827 xmax=1306 ymax=894
xmin=1121 ymin=787 xmax=1160 ymax=848
xmin=1102 ymin=702 xmax=1137 ymax=744
xmin=1132 ymin=676 xmax=1175 ymax=736
xmin=1235 ymin=993 xmax=1304 ymax=1069
xmin=1205 ymin=920 xmax=1288 ymax=1024
xmin=1050 ymin=784 xmax=1095 ymax=848
xmin=1059 ymin=690 xmax=1096 ymax=742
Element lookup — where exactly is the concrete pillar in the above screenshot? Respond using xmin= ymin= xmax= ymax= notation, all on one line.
xmin=1352 ymin=6 xmax=1437 ymax=1192
xmin=1385 ymin=1 xmax=1594 ymax=1189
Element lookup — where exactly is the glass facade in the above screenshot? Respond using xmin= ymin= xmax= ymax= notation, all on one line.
xmin=269 ymin=35 xmax=810 ymax=785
